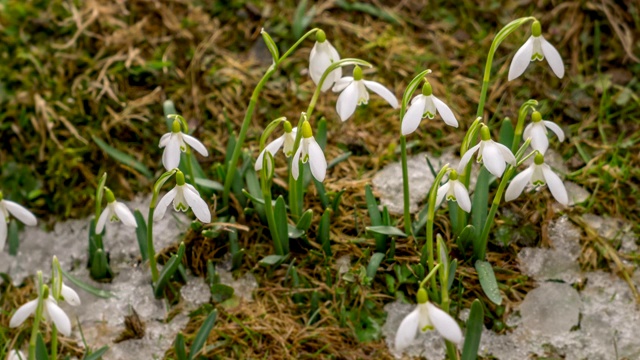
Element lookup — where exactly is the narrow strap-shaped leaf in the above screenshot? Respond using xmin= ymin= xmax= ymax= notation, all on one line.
xmin=35 ymin=332 xmax=49 ymax=360
xmin=8 ymin=220 xmax=19 ymax=255
xmin=462 ymin=299 xmax=484 ymax=360
xmin=61 ymin=268 xmax=115 ymax=299
xmin=174 ymin=333 xmax=187 ymax=360
xmin=366 ymin=226 xmax=406 ymax=237
xmin=134 ymin=210 xmax=148 ymax=261
xmin=83 ymin=345 xmax=109 ymax=360
xmin=498 ymin=117 xmax=514 ymax=147
xmin=319 ymin=209 xmax=331 ymax=256
xmin=274 ymin=196 xmax=289 ymax=254
xmin=92 ymin=136 xmax=152 ymax=178
xmin=471 ymin=167 xmax=490 ymax=239
xmin=154 ymin=242 xmax=186 ymax=298
xmin=366 ymin=252 xmax=385 ymax=279
xmin=475 ymin=260 xmax=502 ymax=305
xmin=189 ymin=310 xmax=218 ymax=359
xmin=296 ymin=209 xmax=313 ymax=231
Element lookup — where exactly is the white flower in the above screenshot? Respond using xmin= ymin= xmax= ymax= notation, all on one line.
xmin=309 ymin=30 xmax=341 ymax=92
xmin=505 ymin=152 xmax=568 ymax=205
xmin=60 ymin=283 xmax=81 ymax=306
xmin=95 ymin=189 xmax=137 ymax=233
xmin=255 ymin=126 xmax=297 ymax=171
xmin=402 ymin=82 xmax=458 ymax=135
xmin=159 ymin=119 xmax=208 ymax=170
xmin=0 ymin=193 xmax=37 ymax=251
xmin=10 ymin=296 xmax=72 ymax=337
xmin=154 ymin=171 xmax=211 ymax=223
xmin=458 ymin=125 xmax=516 ymax=178
xmin=395 ymin=289 xmax=462 ymax=352
xmin=523 ymin=111 xmax=565 ymax=153
xmin=292 ymin=121 xmax=327 ymax=182
xmin=332 ymin=66 xmax=398 ymax=122
xmin=508 ymin=21 xmax=564 ymax=81
xmin=436 ymin=170 xmax=471 ymax=213
xmin=8 ymin=350 xmax=26 ymax=360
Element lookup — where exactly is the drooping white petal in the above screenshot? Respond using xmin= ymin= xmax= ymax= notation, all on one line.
xmin=291 ymin=147 xmax=302 ymax=180
xmin=482 ymin=142 xmax=507 ymax=177
xmin=394 ymin=308 xmax=420 ymax=351
xmin=255 ymin=135 xmax=285 ymax=171
xmin=529 ymin=124 xmax=549 ymax=153
xmin=46 ymin=299 xmax=72 ymax=336
xmin=508 ymin=36 xmax=534 ymax=81
xmin=402 ymin=96 xmax=427 ymax=136
xmin=61 ymin=284 xmax=81 ymax=306
xmin=336 ymin=82 xmax=359 ymax=121
xmin=9 ymin=299 xmax=38 ymax=328
xmin=505 ymin=166 xmax=534 ymax=201
xmin=540 ymin=37 xmax=564 ymax=79
xmin=332 ymin=77 xmax=354 ymax=92
xmin=309 ymin=42 xmax=326 ymax=85
xmin=458 ymin=144 xmax=481 ymax=173
xmin=426 ymin=303 xmax=463 ymax=344
xmin=0 ymin=217 xmax=6 ymax=250
xmin=162 ymin=136 xmax=181 ymax=170
xmin=182 ymin=185 xmax=211 ymax=223
xmin=432 ymin=96 xmax=458 ymax=127
xmin=3 ymin=201 xmax=37 ymax=226
xmin=543 ymin=120 xmax=565 ymax=142
xmin=453 ymin=181 xmax=471 ymax=212
xmin=153 ymin=187 xmax=178 ymax=221
xmin=423 ymin=96 xmax=436 ymax=118
xmin=436 ymin=182 xmax=450 ymax=207
xmin=182 ymin=134 xmax=209 ymax=157
xmin=523 ymin=123 xmax=533 ymax=141
xmin=495 ymin=142 xmax=516 ymax=165
xmin=307 ymin=139 xmax=327 ymax=182
xmin=114 ymin=202 xmax=137 ymax=228
xmin=363 ymin=80 xmax=399 ymax=109
xmin=159 ymin=132 xmax=171 ymax=148
xmin=95 ymin=207 xmax=110 ymax=234
xmin=541 ymin=164 xmax=568 ymax=205
xmin=283 ymin=129 xmax=297 ymax=157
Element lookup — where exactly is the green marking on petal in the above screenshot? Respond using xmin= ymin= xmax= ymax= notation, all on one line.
xmin=532 ymin=53 xmax=544 ymax=61
xmin=424 ymin=111 xmax=435 ymax=119
xmin=533 ymin=180 xmax=545 ymax=186
xmin=176 ymin=202 xmax=188 ymax=212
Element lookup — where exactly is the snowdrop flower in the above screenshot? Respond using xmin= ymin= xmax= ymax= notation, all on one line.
xmin=0 ymin=192 xmax=37 ymax=250
xmin=436 ymin=170 xmax=471 ymax=212
xmin=505 ymin=152 xmax=568 ymax=205
xmin=458 ymin=125 xmax=516 ymax=178
xmin=95 ymin=188 xmax=137 ymax=233
xmin=402 ymin=81 xmax=458 ymax=135
xmin=255 ymin=122 xmax=297 ymax=171
xmin=159 ymin=119 xmax=208 ymax=171
xmin=309 ymin=30 xmax=342 ymax=92
xmin=154 ymin=170 xmax=211 ymax=223
xmin=395 ymin=288 xmax=462 ymax=352
xmin=292 ymin=121 xmax=327 ymax=182
xmin=8 ymin=350 xmax=26 ymax=360
xmin=523 ymin=111 xmax=565 ymax=153
xmin=332 ymin=65 xmax=399 ymax=121
xmin=508 ymin=20 xmax=564 ymax=81
xmin=10 ymin=287 xmax=72 ymax=337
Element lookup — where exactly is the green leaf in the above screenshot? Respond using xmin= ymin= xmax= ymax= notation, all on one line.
xmin=35 ymin=333 xmax=49 ymax=360
xmin=174 ymin=333 xmax=188 ymax=360
xmin=314 ymin=178 xmax=329 ymax=209
xmin=154 ymin=243 xmax=186 ymax=298
xmin=471 ymin=167 xmax=490 ymax=238
xmin=274 ymin=196 xmax=289 ymax=254
xmin=366 ymin=252 xmax=385 ymax=279
xmin=189 ymin=310 xmax=218 ymax=359
xmin=92 ymin=136 xmax=152 ymax=178
xmin=331 ymin=189 xmax=345 ymax=213
xmin=163 ymin=100 xmax=178 ymax=129
xmin=366 ymin=226 xmax=407 ymax=237
xmin=475 ymin=260 xmax=502 ymax=305
xmin=292 ymin=0 xmax=315 ymax=39
xmin=83 ymin=345 xmax=109 ymax=360
xmin=335 ymin=0 xmax=400 ymax=24
xmin=448 ymin=260 xmax=457 ymax=291
xmin=456 ymin=224 xmax=475 ymax=253
xmin=61 ymin=268 xmax=115 ymax=299
xmin=260 ymin=29 xmax=279 ymax=62
xmin=90 ymin=249 xmax=111 ymax=280
xmin=365 ymin=185 xmax=382 ymax=226
xmin=328 ymin=152 xmax=352 ymax=169
xmin=8 ymin=220 xmax=19 ymax=255
xmin=259 ymin=254 xmax=286 ymax=266
xmin=210 ymin=284 xmax=234 ymax=303
xmin=316 ymin=118 xmax=327 ymax=150
xmin=133 ymin=210 xmax=148 ymax=261
xmin=228 ymin=219 xmax=243 ymax=271
xmin=244 ymin=169 xmax=266 ymax=221
xmin=287 ymin=223 xmax=305 ymax=239
xmin=462 ymin=299 xmax=484 ymax=360
xmin=499 ymin=117 xmax=514 ymax=147
xmin=194 ymin=178 xmax=224 ymax=192
xmin=241 ymin=188 xmax=266 ymax=206
xmin=296 ymin=209 xmax=313 ymax=231
xmin=319 ymin=209 xmax=331 ymax=256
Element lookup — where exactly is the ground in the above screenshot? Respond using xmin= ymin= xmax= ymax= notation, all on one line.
xmin=0 ymin=0 xmax=639 ymax=359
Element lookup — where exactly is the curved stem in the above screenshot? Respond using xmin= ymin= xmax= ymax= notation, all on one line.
xmin=147 ymin=207 xmax=159 ymax=282
xmin=424 ymin=165 xmax=450 ymax=288
xmin=400 ymin=135 xmax=412 ymax=235
xmin=511 ymin=99 xmax=538 ymax=152
xmin=476 ymin=17 xmax=536 ymax=118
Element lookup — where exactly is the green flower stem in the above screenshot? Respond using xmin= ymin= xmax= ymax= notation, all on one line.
xmin=28 ymin=272 xmax=45 ymax=360
xmin=476 ymin=17 xmax=536 ymax=118
xmin=400 ymin=135 xmax=412 ymax=235
xmin=419 ymin=263 xmax=442 ymax=288
xmin=424 ymin=165 xmax=450 ymax=289
xmin=260 ymin=156 xmax=283 ymax=255
xmin=222 ymin=28 xmax=321 ymax=208
xmin=475 ymin=139 xmax=531 ymax=260
xmin=51 ymin=325 xmax=58 ymax=360
xmin=147 ymin=170 xmax=177 ymax=283
xmin=512 ymin=99 xmax=538 ymax=152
